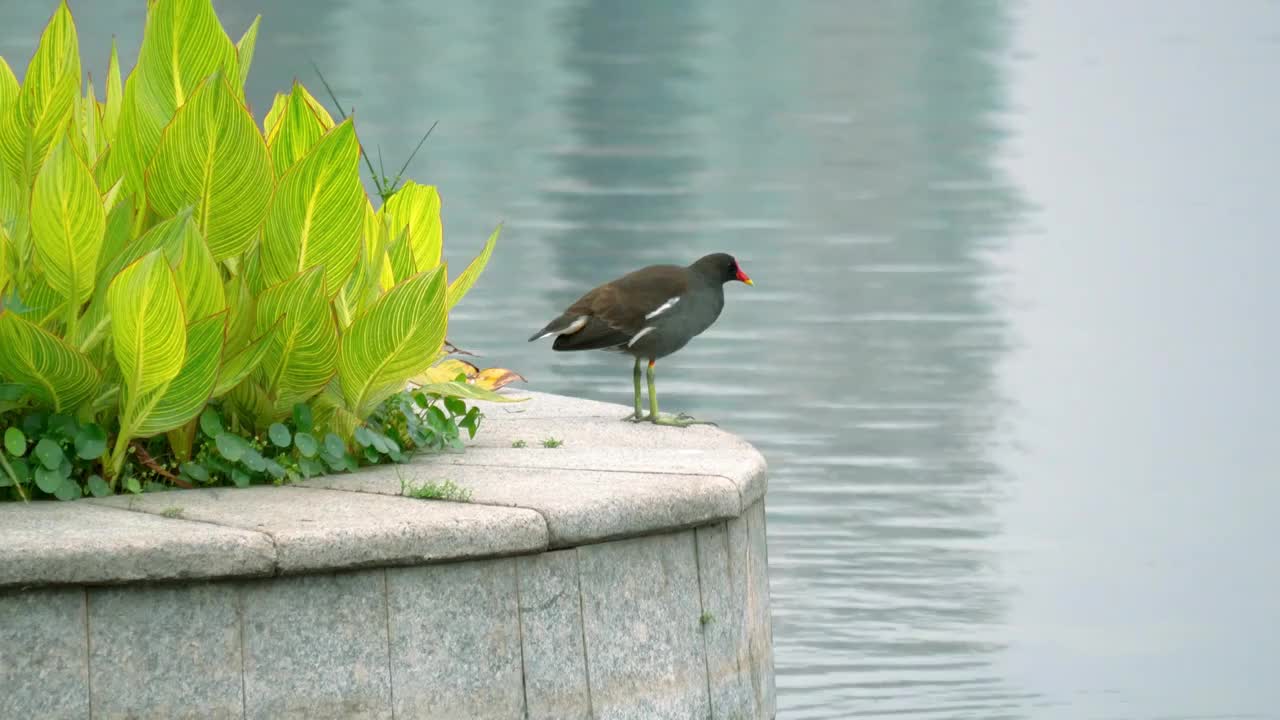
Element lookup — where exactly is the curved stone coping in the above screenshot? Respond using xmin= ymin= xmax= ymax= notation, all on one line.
xmin=0 ymin=390 xmax=767 ymax=589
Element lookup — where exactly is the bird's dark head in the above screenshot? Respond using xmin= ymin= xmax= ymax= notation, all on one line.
xmin=692 ymin=253 xmax=754 ymax=287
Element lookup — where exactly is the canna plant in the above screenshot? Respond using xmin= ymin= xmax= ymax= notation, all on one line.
xmin=0 ymin=0 xmax=516 ymax=500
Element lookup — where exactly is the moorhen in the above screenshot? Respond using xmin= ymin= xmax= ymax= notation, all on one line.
xmin=528 ymin=253 xmax=753 ymax=427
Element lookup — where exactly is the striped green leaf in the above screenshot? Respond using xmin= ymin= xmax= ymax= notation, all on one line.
xmin=386 ymin=226 xmax=416 ymax=283
xmin=413 ymin=381 xmax=523 ymax=404
xmin=212 ymin=316 xmax=276 ymax=397
xmin=267 ymin=83 xmax=333 ymax=176
xmin=234 ymin=16 xmax=260 ymax=93
xmin=0 ymin=310 xmax=101 ymax=412
xmin=103 ymin=39 xmax=122 ymax=141
xmin=173 ymin=219 xmax=225 ymax=320
xmin=338 ymin=265 xmax=447 ymax=418
xmin=81 ymin=79 xmax=104 ymax=164
xmin=448 ymin=223 xmax=500 ymax=310
xmin=0 ymin=223 xmax=11 ymax=294
xmin=259 ymin=119 xmax=363 ymax=298
xmin=108 ymin=250 xmax=187 ymax=396
xmin=262 ymin=92 xmax=287 ymax=139
xmin=255 ymin=267 xmax=337 ymax=416
xmin=380 ymin=181 xmax=442 ymax=272
xmin=1 ymin=2 xmax=81 ymax=191
xmin=124 ymin=312 xmax=224 ymax=436
xmin=0 ymin=161 xmax=19 ymax=235
xmin=95 ymin=207 xmax=193 ymax=297
xmin=0 ymin=58 xmax=17 ymax=118
xmin=30 ymin=133 xmax=106 ymax=309
xmin=115 ymin=0 xmax=237 ymax=194
xmin=146 ymin=74 xmax=271 ymax=260
xmin=98 ymin=191 xmax=136 ymax=273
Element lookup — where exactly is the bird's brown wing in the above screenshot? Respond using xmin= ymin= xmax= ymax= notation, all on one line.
xmin=552 ymin=265 xmax=689 ymax=351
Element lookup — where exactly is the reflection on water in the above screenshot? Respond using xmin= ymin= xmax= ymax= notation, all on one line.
xmin=4 ymin=0 xmax=1278 ymax=717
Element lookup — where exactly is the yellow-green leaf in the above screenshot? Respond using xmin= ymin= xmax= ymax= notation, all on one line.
xmin=125 ymin=312 xmax=224 ymax=436
xmin=255 ymin=267 xmax=337 ymax=416
xmin=103 ymin=38 xmax=122 ymax=141
xmin=0 ymin=223 xmax=11 ymax=293
xmin=174 ymin=219 xmax=225 ymax=320
xmin=96 ymin=206 xmax=192 ymax=296
xmin=146 ymin=74 xmax=271 ymax=260
xmin=414 ymin=381 xmax=524 ymax=404
xmin=108 ymin=250 xmax=187 ymax=396
xmin=380 ymin=181 xmax=442 ymax=272
xmin=386 ymin=226 xmax=416 ymax=283
xmin=262 ymin=92 xmax=287 ymax=139
xmin=259 ymin=119 xmax=363 ymax=298
xmin=338 ymin=265 xmax=447 ymax=418
xmin=448 ymin=223 xmax=500 ymax=310
xmin=0 ymin=58 xmax=17 ymax=118
xmin=268 ymin=82 xmax=330 ymax=176
xmin=212 ymin=316 xmax=276 ymax=397
xmin=0 ymin=310 xmax=101 ymax=412
xmin=81 ymin=78 xmax=104 ymax=164
xmin=0 ymin=161 xmax=19 ymax=232
xmin=30 ymin=132 xmax=106 ymax=308
xmin=234 ymin=15 xmax=260 ymax=92
xmin=115 ymin=0 xmax=237 ymax=194
xmin=2 ymin=2 xmax=80 ymax=190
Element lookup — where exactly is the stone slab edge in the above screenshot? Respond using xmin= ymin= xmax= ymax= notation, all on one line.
xmin=0 ymin=391 xmax=768 ymax=590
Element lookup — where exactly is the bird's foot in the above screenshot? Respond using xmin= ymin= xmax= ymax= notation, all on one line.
xmin=621 ymin=411 xmax=647 ymax=423
xmin=649 ymin=412 xmax=717 ymax=428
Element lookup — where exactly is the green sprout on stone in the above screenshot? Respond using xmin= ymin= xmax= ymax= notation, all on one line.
xmin=511 ymin=439 xmax=527 ymax=448
xmin=400 ymin=476 xmax=472 ymax=502
xmin=700 ymin=611 xmax=715 ymax=626
xmin=541 ymin=437 xmax=563 ymax=449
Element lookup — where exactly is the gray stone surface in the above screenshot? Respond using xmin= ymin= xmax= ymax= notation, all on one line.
xmin=386 ymin=559 xmax=525 ymax=719
xmin=93 ymin=485 xmax=547 ymax=573
xmin=745 ymin=502 xmax=777 ymax=716
xmin=307 ymin=463 xmax=740 ymax=548
xmin=696 ymin=520 xmax=758 ymax=720
xmin=516 ymin=549 xmax=592 ymax=720
xmin=88 ymin=583 xmax=242 ymax=719
xmin=0 ymin=501 xmax=274 ymax=588
xmin=471 ymin=389 xmax=629 ymax=419
xmin=577 ymin=532 xmax=711 ymax=720
xmin=0 ymin=588 xmax=88 ymax=720
xmin=241 ymin=570 xmax=391 ymax=719
xmin=456 ymin=412 xmax=769 ymax=510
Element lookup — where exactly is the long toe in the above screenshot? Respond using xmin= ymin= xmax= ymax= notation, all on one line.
xmin=650 ymin=412 xmax=717 ymax=428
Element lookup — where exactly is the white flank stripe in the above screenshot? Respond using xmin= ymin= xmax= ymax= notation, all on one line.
xmin=627 ymin=326 xmax=656 ymax=347
xmin=645 ymin=296 xmax=680 ymax=320
xmin=562 ymin=316 xmax=588 ymax=334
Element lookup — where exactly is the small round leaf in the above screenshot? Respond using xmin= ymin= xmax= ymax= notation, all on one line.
xmin=323 ymin=433 xmax=345 ymax=458
xmin=74 ymin=424 xmax=108 ymax=459
xmin=268 ymin=423 xmax=291 ymax=448
xmin=87 ymin=474 xmax=111 ymax=497
xmin=35 ymin=466 xmax=63 ymax=493
xmin=215 ymin=432 xmax=248 ymax=462
xmin=200 ymin=408 xmax=223 ymax=438
xmin=3 ymin=427 xmax=26 ymax=456
xmin=353 ymin=426 xmax=374 ymax=448
xmin=126 ymin=476 xmax=142 ymax=494
xmin=231 ymin=469 xmax=251 ymax=488
xmin=34 ymin=438 xmax=65 ymax=470
xmin=54 ymin=478 xmax=81 ymax=501
xmin=242 ymin=448 xmax=267 ymax=473
xmin=294 ymin=432 xmax=318 ymax=458
xmin=264 ymin=459 xmax=286 ymax=479
xmin=180 ymin=462 xmax=210 ymax=482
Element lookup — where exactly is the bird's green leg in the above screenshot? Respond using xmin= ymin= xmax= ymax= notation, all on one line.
xmin=647 ymin=359 xmax=716 ymax=427
xmin=622 ymin=357 xmax=644 ymax=422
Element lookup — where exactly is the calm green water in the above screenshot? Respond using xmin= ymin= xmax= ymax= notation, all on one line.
xmin=4 ymin=1 xmax=1279 ymax=717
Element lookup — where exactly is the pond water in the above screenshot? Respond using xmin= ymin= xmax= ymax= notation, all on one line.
xmin=3 ymin=0 xmax=1279 ymax=717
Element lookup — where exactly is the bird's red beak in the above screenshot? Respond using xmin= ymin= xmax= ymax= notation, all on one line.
xmin=735 ymin=268 xmax=754 ymax=286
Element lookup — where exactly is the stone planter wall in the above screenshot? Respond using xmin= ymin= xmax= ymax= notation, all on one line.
xmin=0 ymin=391 xmax=774 ymax=720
